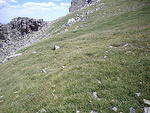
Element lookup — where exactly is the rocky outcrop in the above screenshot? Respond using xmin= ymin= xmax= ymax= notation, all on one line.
xmin=69 ymin=0 xmax=97 ymax=12
xmin=0 ymin=17 xmax=46 ymax=40
xmin=0 ymin=17 xmax=48 ymax=60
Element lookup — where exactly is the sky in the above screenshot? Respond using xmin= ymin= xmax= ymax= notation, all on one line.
xmin=0 ymin=0 xmax=71 ymax=23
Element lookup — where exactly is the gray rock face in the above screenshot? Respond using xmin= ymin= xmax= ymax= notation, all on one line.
xmin=69 ymin=0 xmax=97 ymax=12
xmin=0 ymin=17 xmax=47 ymax=60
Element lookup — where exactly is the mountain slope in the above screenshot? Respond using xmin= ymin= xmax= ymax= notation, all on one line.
xmin=0 ymin=0 xmax=150 ymax=113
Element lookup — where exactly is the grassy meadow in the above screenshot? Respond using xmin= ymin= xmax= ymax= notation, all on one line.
xmin=0 ymin=0 xmax=150 ymax=112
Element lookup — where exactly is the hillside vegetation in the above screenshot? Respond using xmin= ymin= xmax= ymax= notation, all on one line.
xmin=0 ymin=0 xmax=150 ymax=113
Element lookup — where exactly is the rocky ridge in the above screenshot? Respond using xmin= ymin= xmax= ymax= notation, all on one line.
xmin=0 ymin=17 xmax=50 ymax=60
xmin=69 ymin=0 xmax=98 ymax=12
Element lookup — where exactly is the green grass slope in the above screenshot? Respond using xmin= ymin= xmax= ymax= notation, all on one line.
xmin=0 ymin=0 xmax=150 ymax=113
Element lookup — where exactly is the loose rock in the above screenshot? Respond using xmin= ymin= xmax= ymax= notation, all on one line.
xmin=42 ymin=68 xmax=47 ymax=73
xmin=92 ymin=92 xmax=100 ymax=100
xmin=54 ymin=45 xmax=60 ymax=50
xmin=112 ymin=107 xmax=117 ymax=112
xmin=104 ymin=56 xmax=107 ymax=59
xmin=135 ymin=93 xmax=141 ymax=97
xmin=143 ymin=99 xmax=150 ymax=106
xmin=39 ymin=108 xmax=47 ymax=113
xmin=14 ymin=91 xmax=18 ymax=94
xmin=123 ymin=43 xmax=129 ymax=47
xmin=32 ymin=51 xmax=37 ymax=54
xmin=0 ymin=96 xmax=4 ymax=99
xmin=90 ymin=110 xmax=98 ymax=113
xmin=129 ymin=107 xmax=136 ymax=113
xmin=62 ymin=66 xmax=65 ymax=69
xmin=76 ymin=110 xmax=80 ymax=113
xmin=143 ymin=107 xmax=150 ymax=113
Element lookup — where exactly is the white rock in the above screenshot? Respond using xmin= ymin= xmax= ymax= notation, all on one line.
xmin=14 ymin=91 xmax=18 ymax=94
xmin=143 ymin=99 xmax=150 ymax=105
xmin=76 ymin=110 xmax=80 ymax=113
xmin=42 ymin=69 xmax=47 ymax=73
xmin=135 ymin=93 xmax=141 ymax=97
xmin=92 ymin=92 xmax=100 ymax=100
xmin=123 ymin=43 xmax=129 ymax=47
xmin=65 ymin=29 xmax=68 ymax=32
xmin=66 ymin=18 xmax=76 ymax=26
xmin=97 ymin=80 xmax=101 ymax=84
xmin=0 ymin=96 xmax=4 ymax=99
xmin=143 ymin=107 xmax=150 ymax=113
xmin=109 ymin=46 xmax=113 ymax=48
xmin=104 ymin=56 xmax=107 ymax=59
xmin=39 ymin=108 xmax=47 ymax=113
xmin=54 ymin=45 xmax=60 ymax=50
xmin=90 ymin=110 xmax=98 ymax=113
xmin=112 ymin=107 xmax=117 ymax=112
xmin=92 ymin=92 xmax=98 ymax=99
xmin=32 ymin=51 xmax=37 ymax=54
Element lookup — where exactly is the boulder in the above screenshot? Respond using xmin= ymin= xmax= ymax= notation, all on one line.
xmin=143 ymin=107 xmax=150 ymax=113
xmin=144 ymin=99 xmax=150 ymax=106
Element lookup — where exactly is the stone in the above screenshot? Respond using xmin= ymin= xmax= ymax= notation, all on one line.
xmin=109 ymin=46 xmax=113 ymax=48
xmin=92 ymin=92 xmax=100 ymax=100
xmin=14 ymin=91 xmax=18 ymax=94
xmin=0 ymin=96 xmax=3 ymax=99
xmin=76 ymin=110 xmax=80 ymax=113
xmin=62 ymin=66 xmax=65 ymax=69
xmin=32 ymin=51 xmax=37 ymax=54
xmin=42 ymin=68 xmax=47 ymax=73
xmin=123 ymin=43 xmax=129 ymax=47
xmin=92 ymin=92 xmax=98 ymax=98
xmin=54 ymin=45 xmax=60 ymax=50
xmin=65 ymin=29 xmax=68 ymax=32
xmin=97 ymin=80 xmax=102 ymax=84
xmin=66 ymin=18 xmax=76 ymax=26
xmin=143 ymin=107 xmax=150 ymax=113
xmin=104 ymin=56 xmax=107 ymax=59
xmin=90 ymin=110 xmax=98 ymax=113
xmin=143 ymin=99 xmax=150 ymax=106
xmin=129 ymin=107 xmax=136 ymax=113
xmin=135 ymin=93 xmax=141 ymax=97
xmin=112 ymin=107 xmax=117 ymax=112
xmin=39 ymin=108 xmax=47 ymax=113
xmin=66 ymin=17 xmax=82 ymax=27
